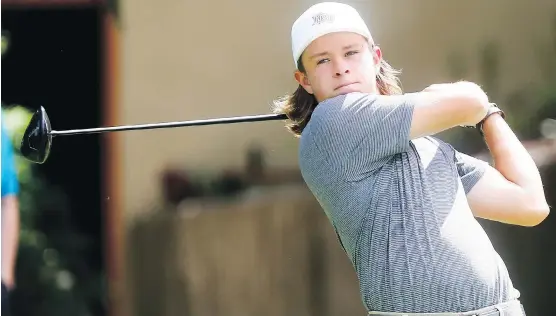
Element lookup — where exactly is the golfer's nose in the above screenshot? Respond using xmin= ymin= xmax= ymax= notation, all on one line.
xmin=333 ymin=61 xmax=350 ymax=77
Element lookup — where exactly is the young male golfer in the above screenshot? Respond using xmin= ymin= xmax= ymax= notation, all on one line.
xmin=273 ymin=2 xmax=549 ymax=315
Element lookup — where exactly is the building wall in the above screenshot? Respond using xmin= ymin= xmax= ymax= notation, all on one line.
xmin=118 ymin=0 xmax=556 ymax=220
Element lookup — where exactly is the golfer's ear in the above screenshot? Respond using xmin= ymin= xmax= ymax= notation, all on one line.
xmin=294 ymin=71 xmax=314 ymax=95
xmin=372 ymin=45 xmax=382 ymax=67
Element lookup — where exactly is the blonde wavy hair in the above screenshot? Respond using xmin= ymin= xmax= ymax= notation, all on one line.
xmin=272 ymin=45 xmax=403 ymax=137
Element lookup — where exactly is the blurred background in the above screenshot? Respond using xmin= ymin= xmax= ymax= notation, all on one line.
xmin=1 ymin=0 xmax=555 ymax=315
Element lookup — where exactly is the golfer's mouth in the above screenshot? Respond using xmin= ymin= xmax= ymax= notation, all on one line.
xmin=334 ymin=82 xmax=358 ymax=91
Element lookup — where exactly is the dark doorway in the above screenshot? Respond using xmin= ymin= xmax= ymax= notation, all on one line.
xmin=2 ymin=6 xmax=105 ymax=316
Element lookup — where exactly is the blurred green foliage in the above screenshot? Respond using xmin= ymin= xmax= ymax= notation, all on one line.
xmin=2 ymin=33 xmax=105 ymax=316
xmin=2 ymin=105 xmax=105 ymax=316
xmin=1 ymin=31 xmax=9 ymax=55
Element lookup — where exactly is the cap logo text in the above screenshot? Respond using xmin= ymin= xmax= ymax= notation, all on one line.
xmin=312 ymin=12 xmax=335 ymax=25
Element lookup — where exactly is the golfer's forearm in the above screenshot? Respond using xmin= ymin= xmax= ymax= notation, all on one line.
xmin=409 ymin=83 xmax=489 ymax=139
xmin=482 ymin=115 xmax=548 ymax=209
xmin=1 ymin=197 xmax=20 ymax=277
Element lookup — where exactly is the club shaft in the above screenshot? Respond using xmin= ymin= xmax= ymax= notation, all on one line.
xmin=50 ymin=113 xmax=288 ymax=136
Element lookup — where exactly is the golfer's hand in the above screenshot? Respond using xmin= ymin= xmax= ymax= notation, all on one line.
xmin=422 ymin=82 xmax=490 ymax=126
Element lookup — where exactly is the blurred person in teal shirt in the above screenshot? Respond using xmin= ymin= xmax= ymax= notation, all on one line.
xmin=1 ymin=114 xmax=20 ymax=316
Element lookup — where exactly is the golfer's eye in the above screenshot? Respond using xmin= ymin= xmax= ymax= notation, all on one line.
xmin=317 ymin=58 xmax=329 ymax=65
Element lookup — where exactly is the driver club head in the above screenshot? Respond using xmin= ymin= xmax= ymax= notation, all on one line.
xmin=20 ymin=106 xmax=52 ymax=164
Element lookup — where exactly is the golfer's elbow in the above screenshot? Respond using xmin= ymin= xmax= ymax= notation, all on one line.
xmin=510 ymin=195 xmax=551 ymax=227
xmin=519 ymin=202 xmax=550 ymax=227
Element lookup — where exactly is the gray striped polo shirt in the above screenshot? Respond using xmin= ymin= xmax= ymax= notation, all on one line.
xmin=298 ymin=92 xmax=520 ymax=313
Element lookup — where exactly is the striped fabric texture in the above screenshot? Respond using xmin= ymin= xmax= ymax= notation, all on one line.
xmin=298 ymin=92 xmax=520 ymax=313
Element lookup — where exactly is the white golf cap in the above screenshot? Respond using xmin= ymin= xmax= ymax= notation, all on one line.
xmin=291 ymin=2 xmax=373 ymax=68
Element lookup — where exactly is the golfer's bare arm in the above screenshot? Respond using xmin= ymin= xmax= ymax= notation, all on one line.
xmin=407 ymin=82 xmax=489 ymax=139
xmin=466 ymin=115 xmax=550 ymax=227
xmin=401 ymin=81 xmax=549 ymax=225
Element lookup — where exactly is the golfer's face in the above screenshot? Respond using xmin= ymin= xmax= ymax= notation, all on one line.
xmin=298 ymin=32 xmax=380 ymax=102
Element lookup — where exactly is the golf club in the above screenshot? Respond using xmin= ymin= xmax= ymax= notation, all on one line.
xmin=20 ymin=106 xmax=288 ymax=164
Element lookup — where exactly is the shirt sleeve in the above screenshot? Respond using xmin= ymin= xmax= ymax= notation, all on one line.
xmin=308 ymin=92 xmax=416 ymax=181
xmin=454 ymin=149 xmax=488 ymax=194
xmin=2 ymin=120 xmax=19 ymax=197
